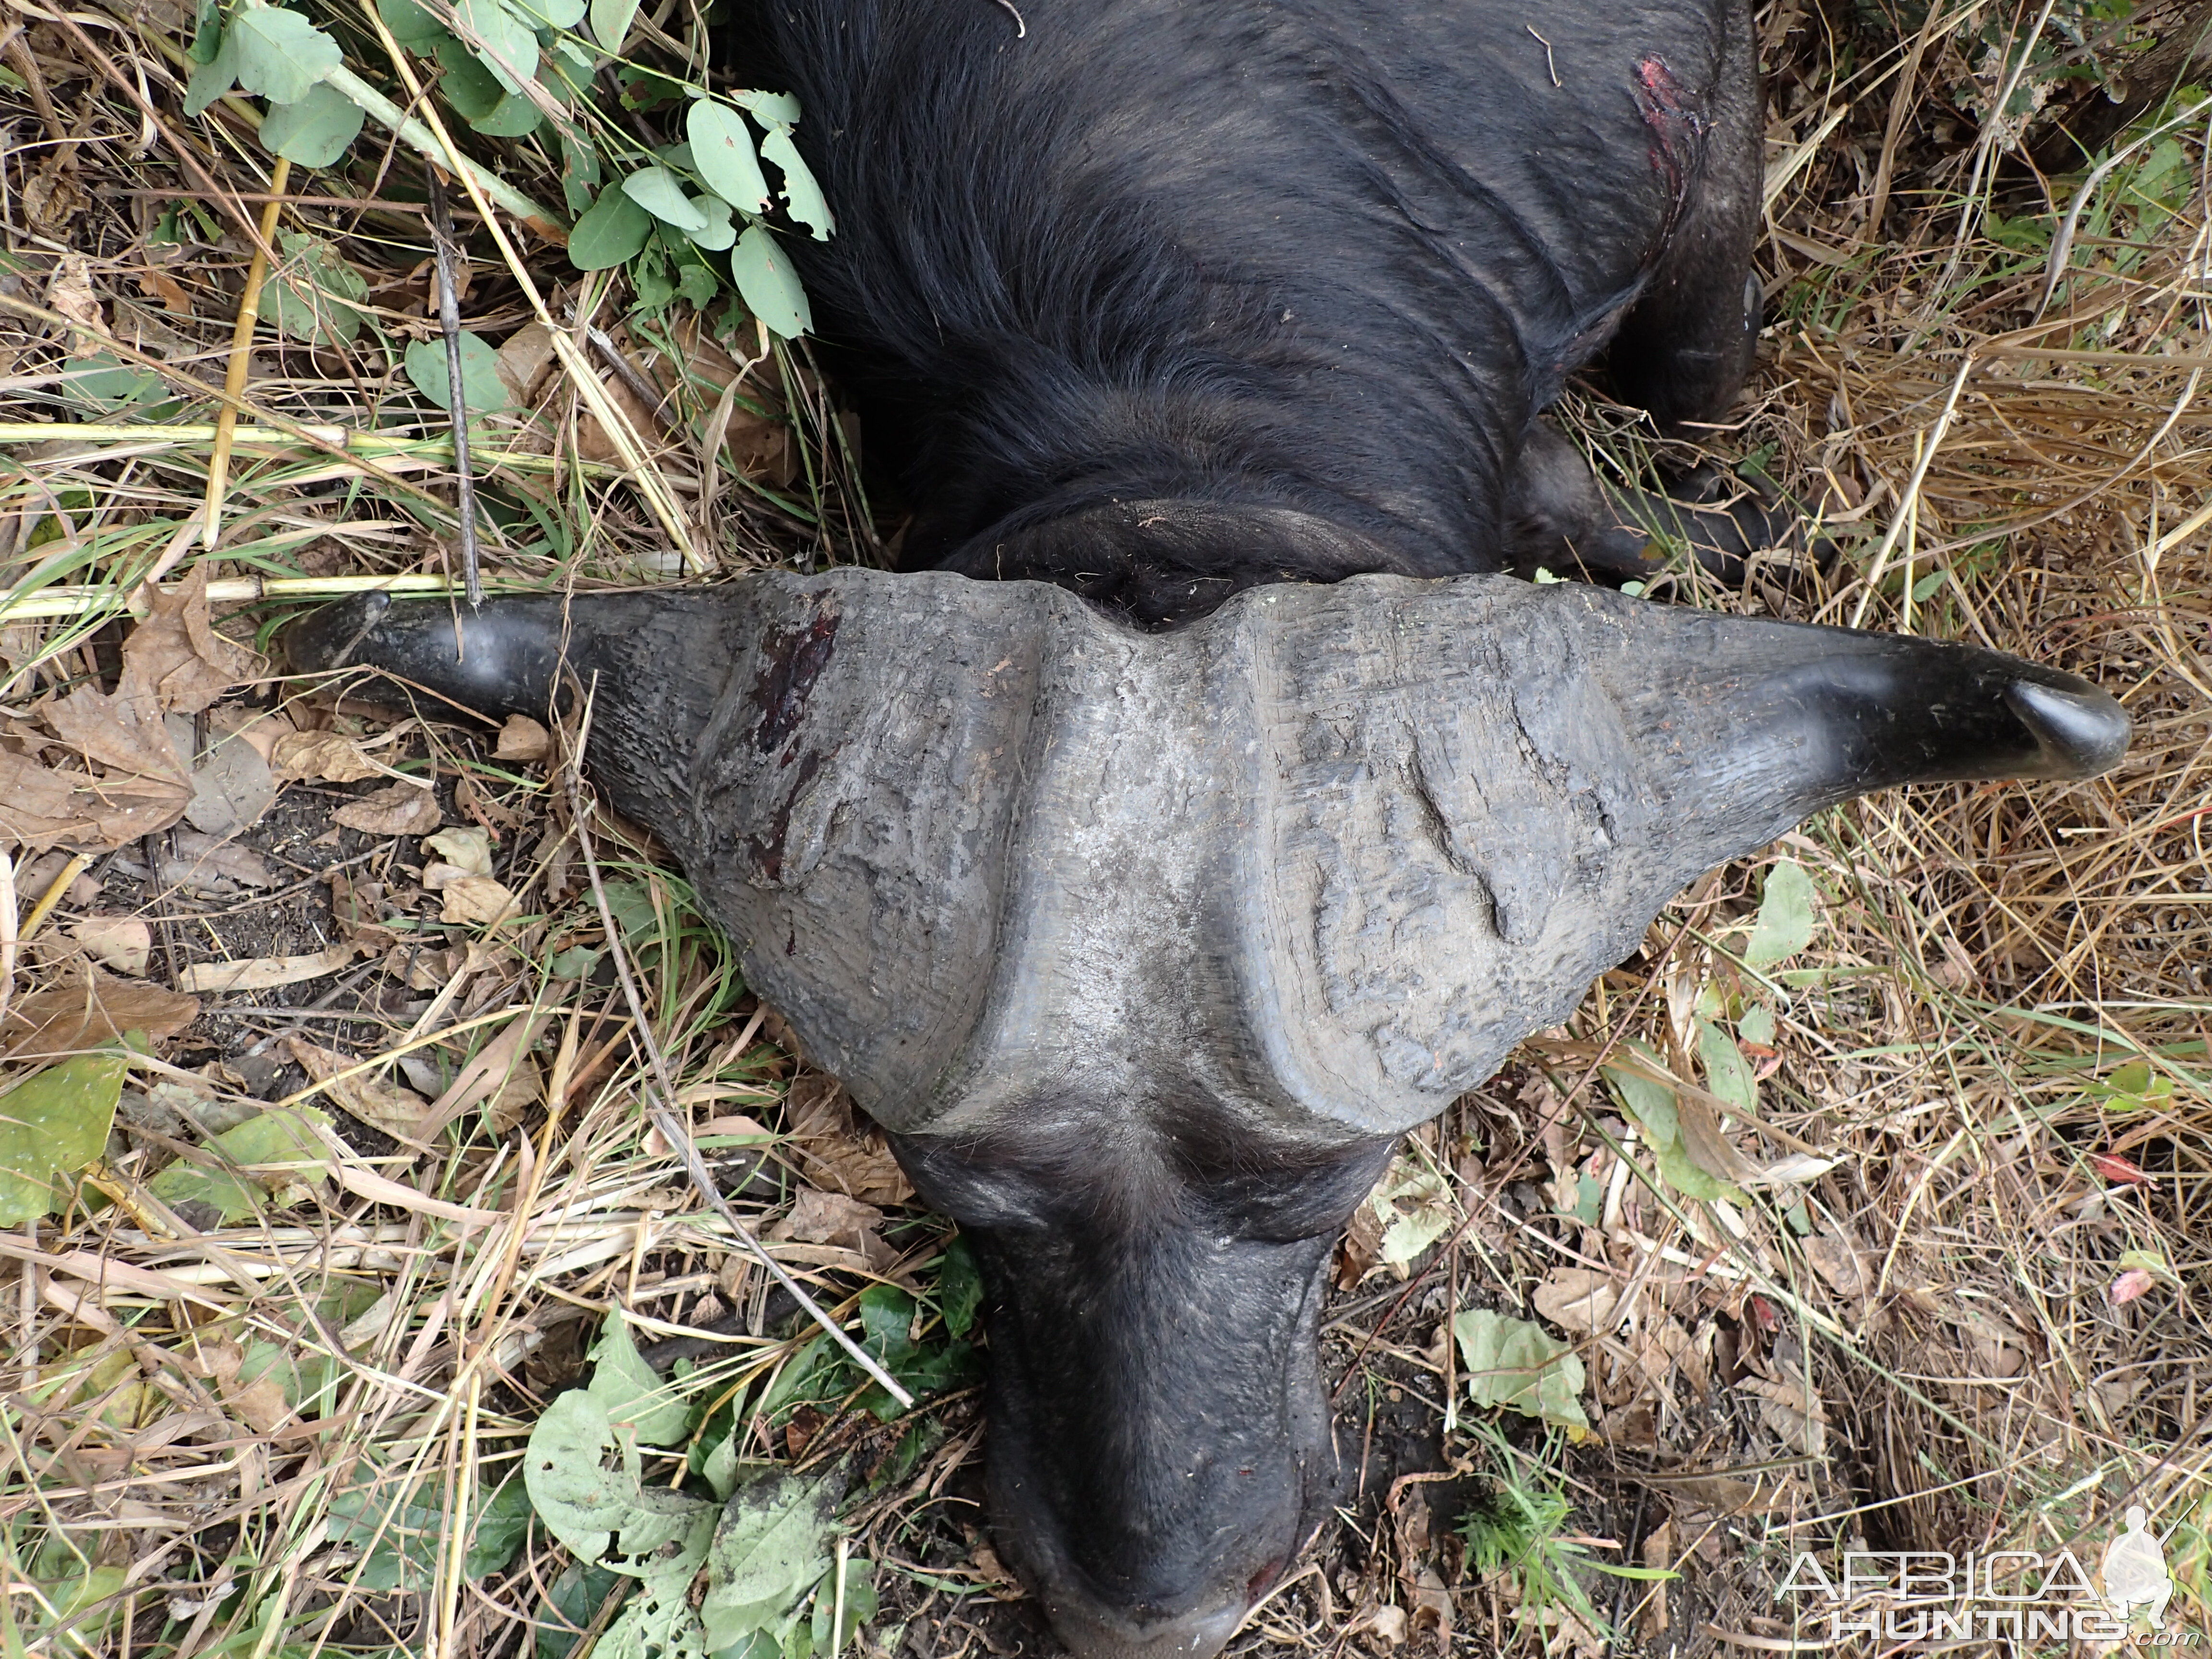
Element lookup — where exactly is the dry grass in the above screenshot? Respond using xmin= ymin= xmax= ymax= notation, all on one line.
xmin=1 ymin=1 xmax=2208 ymax=1657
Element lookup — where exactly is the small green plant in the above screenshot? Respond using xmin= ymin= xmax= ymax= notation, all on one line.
xmin=1458 ymin=1426 xmax=1673 ymax=1638
xmin=179 ymin=0 xmax=830 ymax=340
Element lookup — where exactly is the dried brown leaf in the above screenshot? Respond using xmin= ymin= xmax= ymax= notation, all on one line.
xmin=493 ymin=713 xmax=552 ymax=762
xmin=495 ymin=321 xmax=558 ymax=405
xmin=783 ymin=1072 xmax=915 ymax=1205
xmin=326 ymin=871 xmax=400 ymax=950
xmin=70 ymin=918 xmax=151 ymax=976
xmin=178 ymin=943 xmax=366 ymax=995
xmin=286 ymin=1036 xmax=429 ymax=1140
xmin=1740 ymin=1370 xmax=1828 ymax=1456
xmin=169 ymin=716 xmax=276 ymax=837
xmin=4 ymin=967 xmax=198 ymax=1058
xmin=332 ymin=782 xmax=440 ymax=837
xmin=1338 ymin=1200 xmax=1384 ymax=1290
xmin=164 ymin=830 xmax=276 ymax=891
xmin=123 ymin=568 xmax=261 ymax=715
xmin=1801 ymin=1229 xmax=1868 ymax=1300
xmin=46 ymin=252 xmax=103 ymax=333
xmin=134 ymin=267 xmax=194 ymax=316
xmin=1532 ymin=1268 xmax=1627 ymax=1334
xmin=438 ymin=874 xmax=516 ymax=925
xmin=1673 ymin=1090 xmax=1758 ymax=1187
xmin=773 ymin=1186 xmax=884 ymax=1248
xmin=272 ymin=730 xmax=385 ymax=784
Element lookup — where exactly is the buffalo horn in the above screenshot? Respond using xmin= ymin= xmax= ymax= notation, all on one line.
xmin=290 ymin=570 xmax=2128 ymax=1138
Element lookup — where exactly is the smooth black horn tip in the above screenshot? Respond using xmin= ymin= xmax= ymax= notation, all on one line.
xmin=287 ymin=591 xmax=396 ymax=673
xmin=2005 ymin=676 xmax=2132 ymax=779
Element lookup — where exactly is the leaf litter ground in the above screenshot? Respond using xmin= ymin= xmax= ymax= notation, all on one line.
xmin=2 ymin=2 xmax=2211 ymax=1658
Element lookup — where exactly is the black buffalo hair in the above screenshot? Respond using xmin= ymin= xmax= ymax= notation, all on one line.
xmin=726 ymin=0 xmax=1755 ymax=625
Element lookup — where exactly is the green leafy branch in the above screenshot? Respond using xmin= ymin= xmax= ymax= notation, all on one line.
xmin=178 ymin=0 xmax=831 ymax=334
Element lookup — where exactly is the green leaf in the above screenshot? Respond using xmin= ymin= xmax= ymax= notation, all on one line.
xmin=58 ymin=351 xmax=174 ymax=414
xmin=523 ymin=1389 xmax=716 ymax=1572
xmin=379 ymin=0 xmax=451 ymax=48
xmin=469 ymin=86 xmax=546 ymax=137
xmin=730 ymin=225 xmax=810 ymax=338
xmin=404 ymin=332 xmax=513 ymax=413
xmin=568 ymin=186 xmax=653 ymax=270
xmin=1369 ymin=1155 xmax=1455 ymax=1267
xmin=227 ymin=0 xmax=343 ymax=105
xmin=454 ymin=0 xmax=538 ymax=93
xmin=688 ymin=101 xmax=770 ymax=215
xmin=1743 ymin=859 xmax=1820 ymax=969
xmin=511 ymin=0 xmax=586 ymax=27
xmin=545 ymin=36 xmax=597 ymax=97
xmin=809 ymin=1559 xmax=877 ymax=1653
xmin=733 ymin=88 xmax=798 ymax=127
xmin=326 ymin=1465 xmax=532 ymax=1589
xmin=1599 ymin=1046 xmax=1744 ymax=1205
xmin=685 ymin=192 xmax=736 ymax=253
xmin=146 ymin=1105 xmax=332 ymax=1223
xmin=700 ymin=1469 xmax=841 ymax=1650
xmin=1696 ymin=1018 xmax=1758 ymax=1116
xmin=469 ymin=1472 xmax=537 ymax=1576
xmin=678 ymin=253 xmax=721 ymax=303
xmin=759 ymin=126 xmax=832 ymax=239
xmin=632 ymin=237 xmax=676 ymax=313
xmin=190 ymin=0 xmax=225 ymax=62
xmin=588 ymin=0 xmax=639 ymax=50
xmin=621 ymin=166 xmax=709 ymax=232
xmin=0 ymin=1054 xmax=128 ymax=1226
xmin=586 ymin=1311 xmax=690 ymax=1445
xmin=266 ymin=230 xmax=369 ymax=347
xmin=261 ymin=82 xmax=366 ymax=166
xmin=183 ymin=37 xmax=240 ymax=116
xmin=1452 ymin=1309 xmax=1588 ymax=1434
xmin=433 ymin=36 xmax=506 ymax=117
xmin=558 ymin=132 xmax=603 ymax=216
xmin=597 ymin=1565 xmax=707 ymax=1659
xmin=938 ymin=1234 xmax=982 ymax=1339
xmin=538 ymin=1563 xmax=625 ymax=1659
xmin=701 ymin=1429 xmax=744 ymax=1502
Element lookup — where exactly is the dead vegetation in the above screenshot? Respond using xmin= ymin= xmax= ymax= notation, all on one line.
xmin=1 ymin=0 xmax=2208 ymax=1656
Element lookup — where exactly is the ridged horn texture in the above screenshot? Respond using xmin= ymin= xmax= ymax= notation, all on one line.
xmin=291 ymin=571 xmax=2129 ymax=1138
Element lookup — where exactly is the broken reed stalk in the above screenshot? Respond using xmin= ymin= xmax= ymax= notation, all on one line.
xmin=566 ymin=685 xmax=916 ymax=1410
xmin=0 ymin=573 xmax=467 ymax=622
xmin=200 ymin=154 xmax=292 ymax=562
xmin=0 ymin=289 xmax=462 ymax=525
xmin=424 ymin=167 xmax=485 ymax=607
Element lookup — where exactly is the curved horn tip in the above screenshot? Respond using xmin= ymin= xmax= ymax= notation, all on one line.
xmin=2005 ymin=678 xmax=2132 ymax=779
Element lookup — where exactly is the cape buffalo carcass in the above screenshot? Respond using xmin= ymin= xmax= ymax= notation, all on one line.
xmin=292 ymin=1 xmax=2131 ymax=1655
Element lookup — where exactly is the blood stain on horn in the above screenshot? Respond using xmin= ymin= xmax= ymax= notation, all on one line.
xmin=746 ymin=746 xmax=829 ymax=883
xmin=751 ymin=602 xmax=842 ymax=758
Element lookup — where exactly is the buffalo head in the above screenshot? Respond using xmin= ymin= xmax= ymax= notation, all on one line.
xmin=292 ymin=569 xmax=2126 ymax=1659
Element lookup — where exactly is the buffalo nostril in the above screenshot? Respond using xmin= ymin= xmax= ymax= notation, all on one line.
xmin=2005 ymin=677 xmax=2131 ymax=778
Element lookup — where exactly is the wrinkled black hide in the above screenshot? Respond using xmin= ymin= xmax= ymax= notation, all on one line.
xmin=737 ymin=0 xmax=1766 ymax=625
